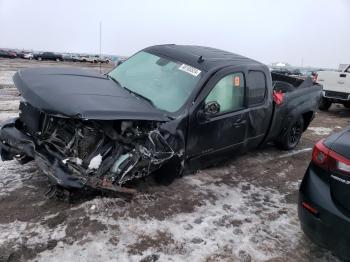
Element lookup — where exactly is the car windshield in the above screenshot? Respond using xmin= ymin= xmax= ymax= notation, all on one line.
xmin=108 ymin=51 xmax=202 ymax=112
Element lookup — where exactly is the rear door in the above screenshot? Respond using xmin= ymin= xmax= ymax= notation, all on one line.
xmin=245 ymin=70 xmax=272 ymax=148
xmin=187 ymin=68 xmax=247 ymax=160
xmin=319 ymin=70 xmax=347 ymax=93
xmin=344 ymin=66 xmax=350 ymax=94
xmin=337 ymin=67 xmax=349 ymax=93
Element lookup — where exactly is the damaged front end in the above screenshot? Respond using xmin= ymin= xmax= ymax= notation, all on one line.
xmin=0 ymin=100 xmax=178 ymax=194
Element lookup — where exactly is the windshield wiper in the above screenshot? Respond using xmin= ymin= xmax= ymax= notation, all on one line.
xmin=107 ymin=75 xmax=155 ymax=107
xmin=106 ymin=75 xmax=122 ymax=87
xmin=123 ymin=86 xmax=155 ymax=106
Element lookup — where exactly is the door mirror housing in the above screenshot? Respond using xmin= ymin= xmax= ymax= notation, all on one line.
xmin=204 ymin=101 xmax=220 ymax=117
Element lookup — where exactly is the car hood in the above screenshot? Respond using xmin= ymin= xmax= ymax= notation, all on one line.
xmin=13 ymin=67 xmax=169 ymax=121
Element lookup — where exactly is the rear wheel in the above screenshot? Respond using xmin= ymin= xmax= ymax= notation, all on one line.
xmin=276 ymin=117 xmax=304 ymax=150
xmin=319 ymin=97 xmax=332 ymax=111
xmin=56 ymin=58 xmax=60 ymax=62
xmin=37 ymin=57 xmax=42 ymax=61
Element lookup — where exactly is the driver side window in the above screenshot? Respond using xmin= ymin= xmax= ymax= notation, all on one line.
xmin=205 ymin=72 xmax=244 ymax=113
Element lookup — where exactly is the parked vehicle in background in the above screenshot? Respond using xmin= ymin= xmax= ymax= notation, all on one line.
xmin=299 ymin=126 xmax=350 ymax=260
xmin=0 ymin=50 xmax=17 ymax=58
xmin=96 ymin=56 xmax=111 ymax=64
xmin=62 ymin=54 xmax=81 ymax=62
xmin=0 ymin=45 xmax=322 ymax=195
xmin=34 ymin=52 xmax=63 ymax=61
xmin=81 ymin=55 xmax=97 ymax=63
xmin=317 ymin=65 xmax=350 ymax=110
xmin=23 ymin=52 xmax=34 ymax=60
xmin=291 ymin=68 xmax=302 ymax=76
xmin=271 ymin=68 xmax=292 ymax=76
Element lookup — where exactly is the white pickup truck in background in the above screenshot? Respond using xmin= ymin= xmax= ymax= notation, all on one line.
xmin=317 ymin=64 xmax=350 ymax=110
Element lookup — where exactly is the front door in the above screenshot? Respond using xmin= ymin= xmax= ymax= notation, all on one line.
xmin=187 ymin=69 xmax=247 ymax=160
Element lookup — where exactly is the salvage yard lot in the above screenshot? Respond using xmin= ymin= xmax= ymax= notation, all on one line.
xmin=0 ymin=58 xmax=349 ymax=262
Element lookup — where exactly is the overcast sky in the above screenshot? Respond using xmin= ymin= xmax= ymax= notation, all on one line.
xmin=0 ymin=0 xmax=349 ymax=68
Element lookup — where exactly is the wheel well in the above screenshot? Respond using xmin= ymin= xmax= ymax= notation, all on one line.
xmin=302 ymin=111 xmax=314 ymax=131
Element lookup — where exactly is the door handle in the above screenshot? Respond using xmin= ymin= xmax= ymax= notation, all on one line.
xmin=233 ymin=119 xmax=246 ymax=127
xmin=340 ymin=74 xmax=347 ymax=78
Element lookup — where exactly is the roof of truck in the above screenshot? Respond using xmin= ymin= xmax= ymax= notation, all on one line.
xmin=144 ymin=44 xmax=266 ymax=72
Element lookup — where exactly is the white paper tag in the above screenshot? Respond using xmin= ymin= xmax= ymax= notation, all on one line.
xmin=178 ymin=64 xmax=201 ymax=77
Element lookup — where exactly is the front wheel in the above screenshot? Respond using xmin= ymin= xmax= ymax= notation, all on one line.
xmin=319 ymin=97 xmax=332 ymax=111
xmin=343 ymin=102 xmax=350 ymax=109
xmin=276 ymin=117 xmax=304 ymax=150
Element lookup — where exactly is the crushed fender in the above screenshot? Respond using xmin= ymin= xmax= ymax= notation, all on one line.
xmin=0 ymin=101 xmax=181 ymax=196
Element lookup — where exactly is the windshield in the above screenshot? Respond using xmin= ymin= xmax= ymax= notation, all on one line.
xmin=108 ymin=51 xmax=202 ymax=112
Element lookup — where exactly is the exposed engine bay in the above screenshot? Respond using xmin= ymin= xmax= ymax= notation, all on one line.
xmin=0 ymin=100 xmax=176 ymax=194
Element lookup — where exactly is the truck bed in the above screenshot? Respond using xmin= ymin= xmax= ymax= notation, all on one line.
xmin=263 ymin=73 xmax=322 ymax=144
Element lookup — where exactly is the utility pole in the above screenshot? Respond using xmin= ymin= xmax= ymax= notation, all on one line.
xmin=99 ymin=21 xmax=102 ymax=74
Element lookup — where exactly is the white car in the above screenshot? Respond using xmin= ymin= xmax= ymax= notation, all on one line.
xmin=81 ymin=56 xmax=97 ymax=63
xmin=23 ymin=53 xmax=34 ymax=60
xmin=317 ymin=64 xmax=350 ymax=110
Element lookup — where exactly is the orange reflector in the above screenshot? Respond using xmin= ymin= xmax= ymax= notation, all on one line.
xmin=302 ymin=202 xmax=319 ymax=216
xmin=234 ymin=76 xmax=240 ymax=87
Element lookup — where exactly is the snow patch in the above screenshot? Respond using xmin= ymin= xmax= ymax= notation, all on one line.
xmin=308 ymin=127 xmax=333 ymax=136
xmin=0 ymin=160 xmax=36 ymax=196
xmin=33 ymin=173 xmax=312 ymax=261
xmin=0 ymin=71 xmax=16 ymax=86
xmin=88 ymin=154 xmax=102 ymax=170
xmin=278 ymin=148 xmax=312 ymax=158
xmin=0 ymin=219 xmax=66 ymax=252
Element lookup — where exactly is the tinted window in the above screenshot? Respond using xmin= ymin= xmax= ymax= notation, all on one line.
xmin=247 ymin=71 xmax=266 ymax=106
xmin=205 ymin=73 xmax=244 ymax=113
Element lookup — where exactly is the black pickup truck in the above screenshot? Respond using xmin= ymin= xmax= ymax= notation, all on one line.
xmin=34 ymin=52 xmax=63 ymax=61
xmin=0 ymin=45 xmax=322 ymax=194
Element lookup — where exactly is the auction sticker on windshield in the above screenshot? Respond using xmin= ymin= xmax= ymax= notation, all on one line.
xmin=178 ymin=64 xmax=201 ymax=77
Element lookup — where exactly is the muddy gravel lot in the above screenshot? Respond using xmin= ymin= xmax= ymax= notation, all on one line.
xmin=0 ymin=58 xmax=349 ymax=262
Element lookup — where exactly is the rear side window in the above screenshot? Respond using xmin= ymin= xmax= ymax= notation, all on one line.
xmin=247 ymin=71 xmax=267 ymax=106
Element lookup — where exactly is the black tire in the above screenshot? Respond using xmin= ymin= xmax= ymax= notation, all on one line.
xmin=319 ymin=97 xmax=332 ymax=111
xmin=154 ymin=157 xmax=182 ymax=186
xmin=276 ymin=117 xmax=304 ymax=150
xmin=344 ymin=102 xmax=350 ymax=109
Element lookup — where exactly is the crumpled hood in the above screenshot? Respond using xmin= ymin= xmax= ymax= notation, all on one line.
xmin=13 ymin=67 xmax=169 ymax=121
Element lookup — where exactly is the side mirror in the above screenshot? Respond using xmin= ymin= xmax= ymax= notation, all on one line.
xmin=204 ymin=101 xmax=220 ymax=117
xmin=197 ymin=101 xmax=220 ymax=121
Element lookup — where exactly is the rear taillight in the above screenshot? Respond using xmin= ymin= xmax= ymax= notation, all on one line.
xmin=312 ymin=139 xmax=330 ymax=169
xmin=312 ymin=139 xmax=350 ymax=175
